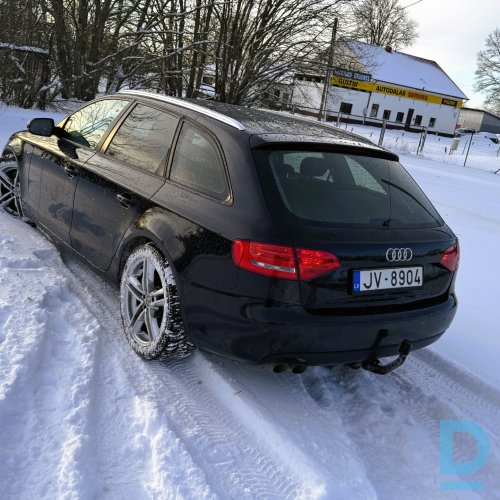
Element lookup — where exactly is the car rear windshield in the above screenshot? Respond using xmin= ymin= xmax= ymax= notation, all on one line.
xmin=253 ymin=148 xmax=444 ymax=229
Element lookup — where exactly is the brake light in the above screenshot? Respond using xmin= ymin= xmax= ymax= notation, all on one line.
xmin=295 ymin=248 xmax=341 ymax=280
xmin=232 ymin=240 xmax=341 ymax=281
xmin=440 ymin=243 xmax=460 ymax=272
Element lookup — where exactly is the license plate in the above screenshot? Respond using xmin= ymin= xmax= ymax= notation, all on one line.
xmin=353 ymin=266 xmax=423 ymax=292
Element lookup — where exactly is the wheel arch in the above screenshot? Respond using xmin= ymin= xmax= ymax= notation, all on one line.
xmin=2 ymin=136 xmax=24 ymax=162
xmin=111 ymin=207 xmax=189 ymax=286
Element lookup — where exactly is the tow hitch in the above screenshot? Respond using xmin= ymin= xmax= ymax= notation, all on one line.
xmin=361 ymin=340 xmax=412 ymax=375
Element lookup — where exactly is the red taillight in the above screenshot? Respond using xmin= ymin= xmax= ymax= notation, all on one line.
xmin=440 ymin=243 xmax=460 ymax=272
xmin=232 ymin=240 xmax=297 ymax=279
xmin=295 ymin=248 xmax=341 ymax=280
xmin=232 ymin=240 xmax=341 ymax=281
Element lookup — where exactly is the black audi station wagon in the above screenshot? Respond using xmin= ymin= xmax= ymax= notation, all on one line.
xmin=1 ymin=90 xmax=459 ymax=374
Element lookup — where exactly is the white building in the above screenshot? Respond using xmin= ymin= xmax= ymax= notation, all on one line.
xmin=291 ymin=41 xmax=468 ymax=136
xmin=458 ymin=107 xmax=500 ymax=134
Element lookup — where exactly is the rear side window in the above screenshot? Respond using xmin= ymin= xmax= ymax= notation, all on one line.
xmin=106 ymin=104 xmax=178 ymax=174
xmin=63 ymin=99 xmax=128 ymax=148
xmin=170 ymin=123 xmax=228 ymax=200
xmin=254 ymin=149 xmax=443 ymax=229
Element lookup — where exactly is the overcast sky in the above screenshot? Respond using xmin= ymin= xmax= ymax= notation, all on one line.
xmin=402 ymin=0 xmax=497 ymax=108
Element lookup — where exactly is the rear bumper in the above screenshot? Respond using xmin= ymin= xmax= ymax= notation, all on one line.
xmin=183 ymin=287 xmax=457 ymax=365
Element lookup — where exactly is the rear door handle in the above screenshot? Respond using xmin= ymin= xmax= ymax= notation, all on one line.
xmin=116 ymin=192 xmax=132 ymax=208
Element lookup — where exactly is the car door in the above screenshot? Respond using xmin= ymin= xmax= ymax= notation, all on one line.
xmin=31 ymin=98 xmax=130 ymax=244
xmin=69 ymin=102 xmax=180 ymax=271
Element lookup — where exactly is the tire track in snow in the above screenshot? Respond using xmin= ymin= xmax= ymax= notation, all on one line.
xmin=392 ymin=351 xmax=500 ymax=496
xmin=59 ymin=256 xmax=221 ymax=499
xmin=403 ymin=349 xmax=500 ymax=441
xmin=62 ymin=253 xmax=308 ymax=499
xmin=84 ymin=350 xmax=218 ymax=500
xmin=188 ymin=354 xmax=377 ymax=499
xmin=211 ymin=347 xmax=500 ymax=499
xmin=297 ymin=356 xmax=500 ymax=499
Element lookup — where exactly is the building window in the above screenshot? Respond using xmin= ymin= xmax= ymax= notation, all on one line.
xmin=340 ymin=102 xmax=353 ymax=114
xmin=396 ymin=112 xmax=404 ymax=123
xmin=414 ymin=115 xmax=422 ymax=125
xmin=274 ymin=89 xmax=281 ymax=99
xmin=370 ymin=104 xmax=379 ymax=118
xmin=382 ymin=109 xmax=391 ymax=120
xmin=429 ymin=117 xmax=436 ymax=127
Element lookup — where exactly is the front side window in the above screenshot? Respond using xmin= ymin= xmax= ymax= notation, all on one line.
xmin=106 ymin=104 xmax=178 ymax=174
xmin=63 ymin=99 xmax=129 ymax=148
xmin=170 ymin=123 xmax=229 ymax=200
xmin=254 ymin=149 xmax=443 ymax=229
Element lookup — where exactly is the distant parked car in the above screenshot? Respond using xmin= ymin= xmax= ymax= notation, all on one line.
xmin=0 ymin=91 xmax=459 ymax=374
xmin=454 ymin=127 xmax=476 ymax=137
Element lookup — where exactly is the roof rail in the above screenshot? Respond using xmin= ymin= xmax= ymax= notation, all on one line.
xmin=118 ymin=89 xmax=246 ymax=131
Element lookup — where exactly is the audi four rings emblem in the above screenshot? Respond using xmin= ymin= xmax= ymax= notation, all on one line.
xmin=386 ymin=248 xmax=413 ymax=262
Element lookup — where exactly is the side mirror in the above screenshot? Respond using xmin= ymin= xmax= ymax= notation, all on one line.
xmin=27 ymin=118 xmax=55 ymax=137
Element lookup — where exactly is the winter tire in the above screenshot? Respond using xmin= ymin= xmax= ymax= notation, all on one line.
xmin=120 ymin=244 xmax=194 ymax=360
xmin=0 ymin=152 xmax=23 ymax=217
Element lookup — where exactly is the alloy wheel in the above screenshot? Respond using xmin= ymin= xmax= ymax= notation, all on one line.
xmin=0 ymin=158 xmax=23 ymax=217
xmin=124 ymin=256 xmax=167 ymax=345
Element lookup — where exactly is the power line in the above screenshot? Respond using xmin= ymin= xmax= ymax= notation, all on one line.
xmin=402 ymin=0 xmax=424 ymax=9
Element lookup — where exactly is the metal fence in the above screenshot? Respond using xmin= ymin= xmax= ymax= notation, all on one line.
xmin=260 ymin=101 xmax=500 ymax=174
xmin=339 ymin=121 xmax=500 ymax=174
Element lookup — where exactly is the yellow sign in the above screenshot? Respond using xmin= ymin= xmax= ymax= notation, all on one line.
xmin=330 ymin=76 xmax=463 ymax=108
xmin=331 ymin=77 xmax=373 ymax=92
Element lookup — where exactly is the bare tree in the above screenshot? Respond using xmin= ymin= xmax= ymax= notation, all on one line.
xmin=475 ymin=28 xmax=500 ymax=112
xmin=0 ymin=0 xmax=357 ymax=106
xmin=211 ymin=0 xmax=348 ymax=105
xmin=348 ymin=0 xmax=418 ymax=50
xmin=0 ymin=0 xmax=53 ymax=108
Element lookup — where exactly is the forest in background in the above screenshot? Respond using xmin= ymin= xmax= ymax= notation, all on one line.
xmin=0 ymin=0 xmax=430 ymax=109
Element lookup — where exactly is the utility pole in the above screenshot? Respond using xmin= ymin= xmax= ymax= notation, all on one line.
xmin=318 ymin=17 xmax=338 ymax=122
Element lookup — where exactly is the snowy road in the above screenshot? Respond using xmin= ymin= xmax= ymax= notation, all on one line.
xmin=0 ymin=154 xmax=499 ymax=498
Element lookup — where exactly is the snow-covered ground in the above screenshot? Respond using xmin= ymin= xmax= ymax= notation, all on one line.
xmin=1 ymin=104 xmax=500 ymax=498
xmin=336 ymin=122 xmax=500 ymax=174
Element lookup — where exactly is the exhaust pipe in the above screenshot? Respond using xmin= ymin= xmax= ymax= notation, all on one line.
xmin=271 ymin=360 xmax=308 ymax=374
xmin=272 ymin=362 xmax=288 ymax=373
xmin=290 ymin=363 xmax=307 ymax=374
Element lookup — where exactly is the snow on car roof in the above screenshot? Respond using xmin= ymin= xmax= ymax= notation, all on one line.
xmin=348 ymin=40 xmax=468 ymax=100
